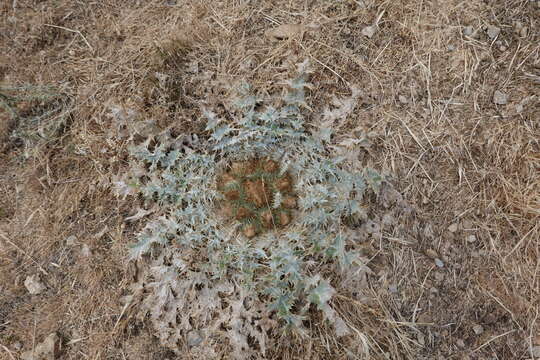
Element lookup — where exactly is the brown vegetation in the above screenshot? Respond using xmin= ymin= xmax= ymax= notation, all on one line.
xmin=0 ymin=0 xmax=538 ymax=359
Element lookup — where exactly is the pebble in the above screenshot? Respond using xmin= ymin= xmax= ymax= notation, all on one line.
xmin=463 ymin=26 xmax=474 ymax=36
xmin=447 ymin=223 xmax=458 ymax=233
xmin=473 ymin=324 xmax=484 ymax=335
xmin=362 ymin=25 xmax=377 ymax=38
xmin=65 ymin=235 xmax=77 ymax=246
xmin=398 ymin=95 xmax=409 ymax=104
xmin=426 ymin=249 xmax=438 ymax=259
xmin=514 ymin=21 xmax=524 ymax=33
xmin=417 ymin=333 xmax=425 ymax=345
xmin=81 ymin=244 xmax=92 ymax=257
xmin=435 ymin=258 xmax=444 ymax=268
xmin=487 ymin=25 xmax=501 ymax=39
xmin=456 ymin=339 xmax=465 ymax=348
xmin=388 ymin=284 xmax=398 ymax=293
xmin=434 ymin=272 xmax=444 ymax=281
xmin=187 ymin=330 xmax=204 ymax=347
xmin=24 ymin=274 xmax=46 ymax=295
xmin=461 ymin=219 xmax=473 ymax=229
xmin=531 ymin=345 xmax=540 ymax=357
xmin=466 ymin=234 xmax=477 ymax=243
xmin=493 ymin=90 xmax=508 ymax=105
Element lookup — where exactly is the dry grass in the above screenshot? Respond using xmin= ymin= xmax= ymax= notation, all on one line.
xmin=1 ymin=0 xmax=538 ymax=359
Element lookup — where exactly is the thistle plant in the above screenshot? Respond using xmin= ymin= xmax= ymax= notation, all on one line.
xmin=116 ymin=62 xmax=382 ymax=356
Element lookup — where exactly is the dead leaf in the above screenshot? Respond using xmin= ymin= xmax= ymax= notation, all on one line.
xmin=322 ymin=85 xmax=363 ymax=126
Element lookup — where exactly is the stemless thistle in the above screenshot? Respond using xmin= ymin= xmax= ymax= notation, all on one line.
xmin=118 ymin=65 xmax=383 ymax=355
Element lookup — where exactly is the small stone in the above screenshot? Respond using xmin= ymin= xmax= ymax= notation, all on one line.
xmin=65 ymin=235 xmax=77 ymax=246
xmin=493 ymin=90 xmax=508 ymax=105
xmin=398 ymin=95 xmax=409 ymax=104
xmin=362 ymin=25 xmax=377 ymax=38
xmin=434 ymin=272 xmax=444 ymax=281
xmin=447 ymin=223 xmax=458 ymax=233
xmin=473 ymin=324 xmax=484 ymax=335
xmin=21 ymin=333 xmax=60 ymax=360
xmin=12 ymin=342 xmax=22 ymax=350
xmin=519 ymin=26 xmax=528 ymax=38
xmin=499 ymin=45 xmax=507 ymax=51
xmin=461 ymin=219 xmax=473 ymax=229
xmin=187 ymin=330 xmax=204 ymax=347
xmin=417 ymin=333 xmax=425 ymax=345
xmin=24 ymin=274 xmax=46 ymax=295
xmin=425 ymin=249 xmax=438 ymax=259
xmin=435 ymin=258 xmax=444 ymax=268
xmin=388 ymin=284 xmax=398 ymax=293
xmin=466 ymin=234 xmax=477 ymax=243
xmin=530 ymin=345 xmax=540 ymax=357
xmin=463 ymin=26 xmax=474 ymax=36
xmin=447 ymin=44 xmax=455 ymax=51
xmin=487 ymin=25 xmax=501 ymax=39
xmin=456 ymin=339 xmax=465 ymax=348
xmin=81 ymin=244 xmax=92 ymax=257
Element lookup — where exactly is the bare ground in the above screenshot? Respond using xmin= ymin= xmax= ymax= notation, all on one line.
xmin=0 ymin=0 xmax=538 ymax=359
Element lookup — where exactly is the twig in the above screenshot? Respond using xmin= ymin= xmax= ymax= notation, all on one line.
xmin=412 ymin=265 xmax=435 ymax=323
xmin=0 ymin=344 xmax=16 ymax=360
xmin=472 ymin=330 xmax=515 ymax=353
xmin=504 ymin=226 xmax=536 ymax=260
xmin=43 ymin=24 xmax=93 ymax=52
